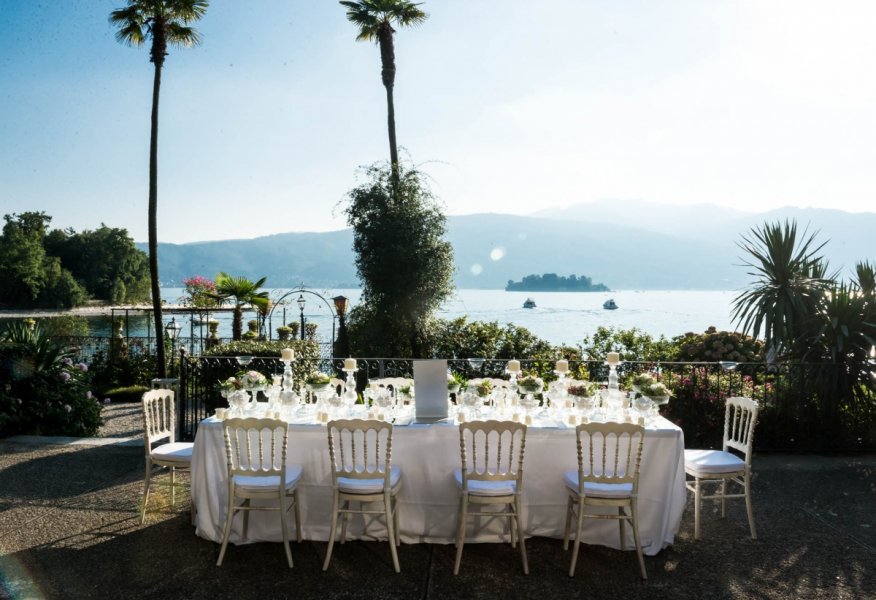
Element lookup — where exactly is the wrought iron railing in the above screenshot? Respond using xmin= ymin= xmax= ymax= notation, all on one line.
xmin=175 ymin=356 xmax=876 ymax=450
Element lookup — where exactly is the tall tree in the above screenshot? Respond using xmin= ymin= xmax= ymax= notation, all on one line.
xmin=211 ymin=273 xmax=270 ymax=341
xmin=340 ymin=0 xmax=427 ymax=183
xmin=110 ymin=0 xmax=208 ymax=377
xmin=344 ymin=163 xmax=454 ymax=357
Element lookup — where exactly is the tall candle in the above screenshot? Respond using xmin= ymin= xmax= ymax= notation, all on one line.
xmin=507 ymin=360 xmax=521 ymax=372
xmin=606 ymin=352 xmax=620 ymax=365
xmin=556 ymin=359 xmax=569 ymax=372
xmin=344 ymin=358 xmax=357 ymax=370
xmin=280 ymin=348 xmax=295 ymax=361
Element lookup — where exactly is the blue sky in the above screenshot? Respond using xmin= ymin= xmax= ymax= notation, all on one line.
xmin=2 ymin=0 xmax=875 ymax=243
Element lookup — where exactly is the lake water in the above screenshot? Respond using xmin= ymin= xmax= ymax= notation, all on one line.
xmin=85 ymin=288 xmax=739 ymax=346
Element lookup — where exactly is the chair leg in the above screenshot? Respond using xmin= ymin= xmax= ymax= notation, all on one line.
xmin=744 ymin=471 xmax=757 ymax=540
xmin=720 ymin=478 xmax=727 ymax=518
xmin=563 ymin=495 xmax=573 ymax=550
xmin=242 ymin=499 xmax=251 ymax=540
xmin=279 ymin=492 xmax=293 ymax=568
xmin=340 ymin=500 xmax=350 ymax=544
xmin=693 ymin=478 xmax=702 ymax=540
xmin=631 ymin=499 xmax=647 ymax=580
xmin=393 ymin=496 xmax=401 ymax=546
xmin=141 ymin=460 xmax=152 ymax=525
xmin=510 ymin=503 xmax=517 ymax=549
xmin=293 ymin=488 xmax=302 ymax=542
xmin=453 ymin=494 xmax=469 ymax=575
xmin=385 ymin=493 xmax=400 ymax=573
xmin=171 ymin=467 xmax=177 ymax=507
xmin=569 ymin=498 xmax=585 ymax=577
xmin=515 ymin=495 xmax=529 ymax=575
xmin=619 ymin=506 xmax=627 ymax=550
xmin=216 ymin=485 xmax=236 ymax=567
xmin=322 ymin=489 xmax=340 ymax=571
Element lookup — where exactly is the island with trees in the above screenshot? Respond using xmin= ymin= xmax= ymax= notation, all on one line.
xmin=505 ymin=273 xmax=609 ymax=292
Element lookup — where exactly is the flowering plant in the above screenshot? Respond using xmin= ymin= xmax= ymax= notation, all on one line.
xmin=181 ymin=275 xmax=221 ymax=309
xmin=630 ymin=373 xmax=656 ymax=389
xmin=517 ymin=375 xmax=543 ymax=393
xmin=641 ymin=381 xmax=671 ymax=400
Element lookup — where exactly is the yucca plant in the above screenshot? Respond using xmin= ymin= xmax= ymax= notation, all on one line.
xmin=732 ymin=220 xmax=834 ymax=358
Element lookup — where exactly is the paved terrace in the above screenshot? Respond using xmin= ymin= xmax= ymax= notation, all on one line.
xmin=0 ymin=404 xmax=874 ymax=599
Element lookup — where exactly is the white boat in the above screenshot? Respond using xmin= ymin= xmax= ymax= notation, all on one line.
xmin=603 ymin=299 xmax=618 ymax=310
xmin=523 ymin=298 xmax=536 ymax=309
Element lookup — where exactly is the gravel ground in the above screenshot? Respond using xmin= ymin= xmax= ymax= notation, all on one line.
xmin=97 ymin=402 xmax=144 ymax=440
xmin=1 ymin=426 xmax=874 ymax=599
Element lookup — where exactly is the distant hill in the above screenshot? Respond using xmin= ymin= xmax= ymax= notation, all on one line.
xmin=141 ymin=203 xmax=876 ymax=290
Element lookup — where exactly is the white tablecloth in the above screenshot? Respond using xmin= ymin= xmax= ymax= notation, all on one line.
xmin=191 ymin=416 xmax=686 ymax=556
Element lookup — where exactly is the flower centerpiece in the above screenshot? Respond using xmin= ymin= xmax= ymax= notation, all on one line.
xmin=240 ymin=370 xmax=267 ymax=391
xmin=398 ymin=384 xmax=414 ymax=404
xmin=219 ymin=376 xmax=244 ymax=397
xmin=448 ymin=372 xmax=464 ymax=394
xmin=641 ymin=381 xmax=672 ymax=405
xmin=305 ymin=371 xmax=332 ymax=392
xmin=474 ymin=379 xmax=493 ymax=398
xmin=517 ymin=375 xmax=543 ymax=394
xmin=567 ymin=381 xmax=598 ymax=398
xmin=630 ymin=373 xmax=656 ymax=393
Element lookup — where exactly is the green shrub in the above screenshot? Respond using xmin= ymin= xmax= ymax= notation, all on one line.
xmin=672 ymin=327 xmax=763 ymax=363
xmin=104 ymin=385 xmax=150 ymax=403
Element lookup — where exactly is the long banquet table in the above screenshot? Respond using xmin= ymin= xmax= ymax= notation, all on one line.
xmin=191 ymin=414 xmax=686 ymax=556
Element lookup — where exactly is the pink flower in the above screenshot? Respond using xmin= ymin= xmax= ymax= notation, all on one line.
xmin=78 ymin=363 xmax=88 ymax=372
xmin=63 ymin=357 xmax=73 ymax=366
xmin=64 ymin=404 xmax=72 ymax=413
xmin=60 ymin=372 xmax=71 ymax=382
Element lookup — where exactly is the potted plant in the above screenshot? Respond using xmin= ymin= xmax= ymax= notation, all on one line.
xmin=517 ymin=375 xmax=544 ymax=394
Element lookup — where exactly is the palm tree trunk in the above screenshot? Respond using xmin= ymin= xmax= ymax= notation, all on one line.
xmin=149 ymin=57 xmax=166 ymax=378
xmin=378 ymin=26 xmax=399 ymax=183
xmin=233 ymin=304 xmax=243 ymax=341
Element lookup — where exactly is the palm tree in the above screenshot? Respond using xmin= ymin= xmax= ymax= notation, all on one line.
xmin=110 ymin=0 xmax=208 ymax=377
xmin=212 ymin=273 xmax=269 ymax=341
xmin=340 ymin=0 xmax=427 ymax=183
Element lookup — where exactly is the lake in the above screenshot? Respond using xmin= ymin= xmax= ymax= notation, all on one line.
xmin=82 ymin=288 xmax=740 ymax=346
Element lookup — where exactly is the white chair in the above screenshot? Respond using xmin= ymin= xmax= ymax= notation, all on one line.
xmin=684 ymin=396 xmax=759 ymax=540
xmin=141 ymin=389 xmax=193 ymax=525
xmin=563 ymin=420 xmax=647 ymax=579
xmin=454 ymin=420 xmax=528 ymax=575
xmin=217 ymin=418 xmax=303 ymax=568
xmin=324 ymin=419 xmax=401 ymax=573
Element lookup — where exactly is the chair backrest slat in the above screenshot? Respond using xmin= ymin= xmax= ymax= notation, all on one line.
xmin=723 ymin=397 xmax=759 ymax=462
xmin=222 ymin=418 xmax=288 ymax=479
xmin=575 ymin=421 xmax=645 ymax=492
xmin=142 ymin=389 xmax=176 ymax=454
xmin=459 ymin=420 xmax=527 ymax=488
xmin=327 ymin=419 xmax=394 ymax=488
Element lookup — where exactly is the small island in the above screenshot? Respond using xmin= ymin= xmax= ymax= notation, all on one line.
xmin=505 ymin=273 xmax=609 ymax=292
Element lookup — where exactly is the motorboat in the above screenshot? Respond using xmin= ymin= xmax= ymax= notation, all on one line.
xmin=603 ymin=298 xmax=618 ymax=310
xmin=523 ymin=297 xmax=536 ymax=309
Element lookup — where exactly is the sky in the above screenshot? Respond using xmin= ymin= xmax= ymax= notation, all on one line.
xmin=2 ymin=0 xmax=876 ymax=244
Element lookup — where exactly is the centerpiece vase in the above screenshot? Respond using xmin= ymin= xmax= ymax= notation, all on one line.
xmin=342 ymin=368 xmax=358 ymax=415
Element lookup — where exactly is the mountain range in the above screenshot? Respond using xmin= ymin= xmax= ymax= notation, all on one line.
xmin=141 ymin=202 xmax=876 ymax=290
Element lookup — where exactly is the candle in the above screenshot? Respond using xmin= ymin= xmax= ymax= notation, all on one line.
xmin=512 ymin=413 xmax=520 ymax=422
xmin=556 ymin=359 xmax=569 ymax=372
xmin=344 ymin=358 xmax=357 ymax=370
xmin=280 ymin=348 xmax=295 ymax=361
xmin=507 ymin=360 xmax=521 ymax=372
xmin=525 ymin=415 xmax=533 ymax=426
xmin=458 ymin=412 xmax=466 ymax=423
xmin=567 ymin=415 xmax=577 ymax=426
xmin=606 ymin=352 xmax=620 ymax=365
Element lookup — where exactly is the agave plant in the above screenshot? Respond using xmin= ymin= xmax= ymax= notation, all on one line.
xmin=731 ymin=220 xmax=834 ymax=358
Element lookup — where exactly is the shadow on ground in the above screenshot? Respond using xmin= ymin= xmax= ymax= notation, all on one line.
xmin=0 ymin=444 xmax=873 ymax=599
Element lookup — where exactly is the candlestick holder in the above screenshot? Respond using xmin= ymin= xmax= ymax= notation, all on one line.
xmin=342 ymin=368 xmax=358 ymax=414
xmin=279 ymin=358 xmax=299 ymax=408
xmin=605 ymin=361 xmax=621 ymax=392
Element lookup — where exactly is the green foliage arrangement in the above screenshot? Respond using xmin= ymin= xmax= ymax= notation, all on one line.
xmin=345 ymin=163 xmax=454 ymax=357
xmin=581 ymin=326 xmax=675 ymax=363
xmin=430 ymin=317 xmax=553 ymax=362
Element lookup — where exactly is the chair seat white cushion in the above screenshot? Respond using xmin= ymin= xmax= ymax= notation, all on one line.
xmin=233 ymin=464 xmax=303 ymax=494
xmin=684 ymin=449 xmax=745 ymax=475
xmin=454 ymin=468 xmax=517 ymax=497
xmin=337 ymin=465 xmax=401 ymax=494
xmin=151 ymin=442 xmax=193 ymax=464
xmin=563 ymin=470 xmax=634 ymax=498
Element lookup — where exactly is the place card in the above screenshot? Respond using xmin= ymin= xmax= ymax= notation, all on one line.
xmin=567 ymin=414 xmax=577 ymax=426
xmin=525 ymin=415 xmax=533 ymax=426
xmin=215 ymin=408 xmax=227 ymax=420
xmin=457 ymin=411 xmax=466 ymax=423
xmin=511 ymin=413 xmax=520 ymax=423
